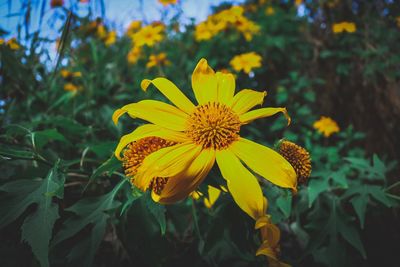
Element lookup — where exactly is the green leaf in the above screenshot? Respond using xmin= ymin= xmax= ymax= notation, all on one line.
xmin=307 ymin=177 xmax=329 ymax=207
xmin=0 ymin=144 xmax=35 ymax=160
xmin=143 ymin=192 xmax=166 ymax=235
xmin=350 ymin=195 xmax=368 ymax=229
xmin=89 ymin=155 xmax=121 ymax=181
xmin=276 ymin=193 xmax=292 ymax=218
xmin=32 ymin=129 xmax=69 ymax=149
xmin=0 ymin=161 xmax=65 ymax=267
xmin=51 ymin=179 xmax=126 ymax=266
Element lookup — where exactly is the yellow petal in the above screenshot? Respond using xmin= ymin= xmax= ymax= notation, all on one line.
xmin=141 ymin=78 xmax=195 ymax=114
xmin=135 ymin=143 xmax=202 ymax=190
xmin=230 ymin=138 xmax=297 ymax=190
xmin=204 ymin=185 xmax=221 ymax=208
xmin=215 ymin=72 xmax=235 ymax=104
xmin=229 ymin=89 xmax=267 ymax=115
xmin=216 ymin=149 xmax=264 ymax=220
xmin=191 ymin=58 xmax=218 ymax=104
xmin=114 ymin=124 xmax=188 ymax=160
xmin=240 ymin=107 xmax=290 ymax=125
xmin=154 ymin=148 xmax=215 ymax=204
xmin=113 ymin=100 xmax=188 ymax=131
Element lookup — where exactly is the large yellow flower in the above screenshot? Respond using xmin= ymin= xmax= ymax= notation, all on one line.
xmin=113 ymin=58 xmax=297 ymax=220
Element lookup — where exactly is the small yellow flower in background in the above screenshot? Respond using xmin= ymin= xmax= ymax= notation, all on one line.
xmin=104 ymin=31 xmax=117 ymax=46
xmin=132 ymin=23 xmax=165 ymax=47
xmin=313 ymin=116 xmax=340 ymax=137
xmin=396 ymin=16 xmax=400 ymax=28
xmin=230 ymin=52 xmax=262 ymax=74
xmin=332 ymin=22 xmax=356 ymax=34
xmin=204 ymin=186 xmax=221 ymax=209
xmin=126 ymin=20 xmax=142 ymax=36
xmin=96 ymin=25 xmax=117 ymax=46
xmin=127 ymin=46 xmax=141 ymax=65
xmin=195 ymin=5 xmax=259 ymax=42
xmin=146 ymin=53 xmax=171 ymax=69
xmin=63 ymin=83 xmax=80 ymax=92
xmin=295 ymin=0 xmax=303 ymax=6
xmin=60 ymin=69 xmax=82 ymax=79
xmin=1 ymin=38 xmax=21 ymax=50
xmin=265 ymin=6 xmax=275 ymax=16
xmin=158 ymin=0 xmax=177 ymax=6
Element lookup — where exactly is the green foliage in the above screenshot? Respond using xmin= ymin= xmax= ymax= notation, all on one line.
xmin=1 ymin=0 xmax=400 ymax=266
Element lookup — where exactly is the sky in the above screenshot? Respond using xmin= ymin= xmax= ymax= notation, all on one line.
xmin=0 ymin=0 xmax=245 ymax=40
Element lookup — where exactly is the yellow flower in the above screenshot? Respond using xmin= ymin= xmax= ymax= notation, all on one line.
xmin=126 ymin=20 xmax=142 ymax=36
xmin=204 ymin=186 xmax=221 ymax=209
xmin=313 ymin=116 xmax=340 ymax=137
xmin=127 ymin=46 xmax=141 ymax=65
xmin=1 ymin=38 xmax=20 ymax=50
xmin=158 ymin=0 xmax=177 ymax=6
xmin=332 ymin=22 xmax=356 ymax=33
xmin=60 ymin=69 xmax=82 ymax=79
xmin=64 ymin=83 xmax=80 ymax=92
xmin=104 ymin=31 xmax=117 ymax=46
xmin=113 ymin=58 xmax=297 ymax=222
xmin=146 ymin=53 xmax=171 ymax=69
xmin=234 ymin=17 xmax=260 ymax=41
xmin=396 ymin=16 xmax=400 ymax=28
xmin=265 ymin=6 xmax=275 ymax=16
xmin=96 ymin=24 xmax=107 ymax=39
xmin=230 ymin=52 xmax=262 ymax=74
xmin=132 ymin=24 xmax=164 ymax=47
xmin=195 ymin=6 xmax=259 ymax=42
xmin=195 ymin=20 xmax=222 ymax=41
xmin=295 ymin=0 xmax=303 ymax=6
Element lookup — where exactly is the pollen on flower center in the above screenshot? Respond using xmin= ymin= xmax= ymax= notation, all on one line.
xmin=123 ymin=137 xmax=175 ymax=194
xmin=186 ymin=102 xmax=241 ymax=150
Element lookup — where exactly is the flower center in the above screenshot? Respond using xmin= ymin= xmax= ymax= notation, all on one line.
xmin=277 ymin=140 xmax=312 ymax=184
xmin=186 ymin=102 xmax=241 ymax=150
xmin=123 ymin=137 xmax=176 ymax=194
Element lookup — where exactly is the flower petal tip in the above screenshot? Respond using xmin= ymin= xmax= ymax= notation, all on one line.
xmin=141 ymin=79 xmax=151 ymax=91
xmin=112 ymin=108 xmax=127 ymax=126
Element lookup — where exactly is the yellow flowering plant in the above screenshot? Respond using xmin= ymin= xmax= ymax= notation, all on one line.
xmin=1 ymin=1 xmax=399 ymax=267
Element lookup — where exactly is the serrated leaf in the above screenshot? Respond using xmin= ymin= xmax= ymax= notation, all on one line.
xmin=51 ymin=179 xmax=126 ymax=266
xmin=350 ymin=195 xmax=368 ymax=229
xmin=307 ymin=177 xmax=329 ymax=207
xmin=0 ymin=161 xmax=65 ymax=267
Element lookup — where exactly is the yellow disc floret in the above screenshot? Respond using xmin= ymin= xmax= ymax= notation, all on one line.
xmin=277 ymin=140 xmax=311 ymax=184
xmin=186 ymin=102 xmax=241 ymax=150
